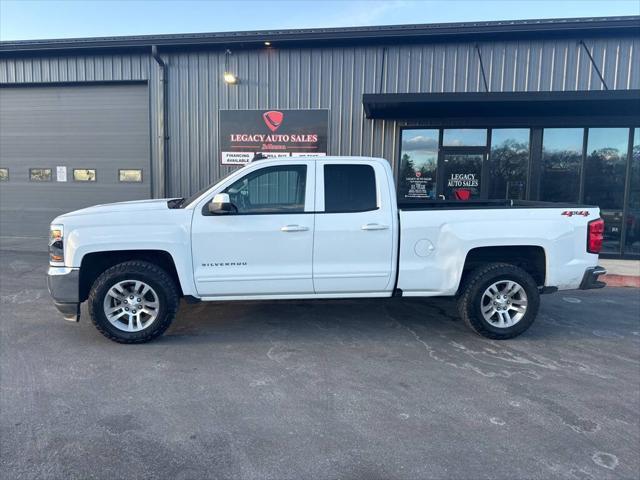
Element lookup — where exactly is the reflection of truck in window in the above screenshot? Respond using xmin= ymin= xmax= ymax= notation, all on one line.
xmin=47 ymin=157 xmax=606 ymax=344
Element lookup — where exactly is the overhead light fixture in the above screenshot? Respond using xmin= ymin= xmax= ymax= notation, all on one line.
xmin=223 ymin=72 xmax=238 ymax=84
xmin=223 ymin=49 xmax=238 ymax=84
xmin=264 ymin=41 xmax=271 ymax=46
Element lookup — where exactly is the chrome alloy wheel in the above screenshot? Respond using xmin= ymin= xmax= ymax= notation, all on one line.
xmin=102 ymin=280 xmax=159 ymax=332
xmin=480 ymin=280 xmax=528 ymax=328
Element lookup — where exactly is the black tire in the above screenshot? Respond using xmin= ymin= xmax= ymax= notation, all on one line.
xmin=88 ymin=260 xmax=179 ymax=344
xmin=457 ymin=263 xmax=540 ymax=340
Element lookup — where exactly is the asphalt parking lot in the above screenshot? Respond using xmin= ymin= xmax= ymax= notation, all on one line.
xmin=1 ymin=250 xmax=639 ymax=480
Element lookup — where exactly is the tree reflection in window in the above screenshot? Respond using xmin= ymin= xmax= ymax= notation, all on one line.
xmin=584 ymin=128 xmax=629 ymax=211
xmin=29 ymin=168 xmax=52 ymax=182
xmin=398 ymin=129 xmax=438 ymax=202
xmin=583 ymin=128 xmax=630 ymax=254
xmin=489 ymin=129 xmax=530 ymax=200
xmin=540 ymin=128 xmax=584 ymax=203
xmin=625 ymin=128 xmax=640 ymax=255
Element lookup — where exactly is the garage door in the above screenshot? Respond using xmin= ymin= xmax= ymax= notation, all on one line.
xmin=0 ymin=84 xmax=150 ymax=237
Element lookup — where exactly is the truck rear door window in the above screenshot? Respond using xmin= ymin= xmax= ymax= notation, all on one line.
xmin=324 ymin=164 xmax=377 ymax=213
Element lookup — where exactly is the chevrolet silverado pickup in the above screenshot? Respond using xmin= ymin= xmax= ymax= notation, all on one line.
xmin=47 ymin=156 xmax=606 ymax=343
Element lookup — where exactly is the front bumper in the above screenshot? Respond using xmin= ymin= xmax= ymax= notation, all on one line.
xmin=47 ymin=266 xmax=81 ymax=322
xmin=579 ymin=266 xmax=607 ymax=290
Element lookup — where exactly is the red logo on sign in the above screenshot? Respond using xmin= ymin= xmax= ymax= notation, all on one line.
xmin=263 ymin=111 xmax=284 ymax=132
xmin=415 ymin=171 xmax=422 ymax=177
xmin=454 ymin=189 xmax=471 ymax=201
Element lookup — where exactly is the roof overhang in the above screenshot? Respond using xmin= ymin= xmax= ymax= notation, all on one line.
xmin=362 ymin=90 xmax=640 ymax=127
xmin=1 ymin=16 xmax=638 ymax=56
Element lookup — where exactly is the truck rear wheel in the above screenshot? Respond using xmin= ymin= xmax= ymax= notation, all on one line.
xmin=88 ymin=261 xmax=179 ymax=344
xmin=457 ymin=263 xmax=540 ymax=340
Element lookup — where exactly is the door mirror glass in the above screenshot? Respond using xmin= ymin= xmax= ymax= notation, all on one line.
xmin=208 ymin=193 xmax=237 ymax=214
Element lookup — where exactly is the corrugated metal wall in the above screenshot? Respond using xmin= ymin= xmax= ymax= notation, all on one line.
xmin=1 ymin=35 xmax=639 ymax=198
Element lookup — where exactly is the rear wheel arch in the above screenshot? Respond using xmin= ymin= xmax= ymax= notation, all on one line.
xmin=458 ymin=245 xmax=546 ymax=292
xmin=79 ymin=249 xmax=183 ymax=302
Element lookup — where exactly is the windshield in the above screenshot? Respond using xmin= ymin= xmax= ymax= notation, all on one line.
xmin=172 ymin=169 xmax=240 ymax=208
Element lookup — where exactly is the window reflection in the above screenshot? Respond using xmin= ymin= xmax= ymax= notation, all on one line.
xmin=119 ymin=169 xmax=143 ymax=182
xmin=29 ymin=168 xmax=52 ymax=182
xmin=540 ymin=128 xmax=584 ymax=203
xmin=398 ymin=129 xmax=438 ymax=201
xmin=584 ymin=128 xmax=628 ymax=210
xmin=442 ymin=129 xmax=487 ymax=147
xmin=625 ymin=128 xmax=640 ymax=255
xmin=583 ymin=128 xmax=630 ymax=254
xmin=224 ymin=165 xmax=306 ymax=213
xmin=73 ymin=169 xmax=96 ymax=182
xmin=489 ymin=129 xmax=530 ymax=200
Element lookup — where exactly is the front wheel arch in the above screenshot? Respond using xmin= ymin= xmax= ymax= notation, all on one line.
xmin=79 ymin=249 xmax=183 ymax=302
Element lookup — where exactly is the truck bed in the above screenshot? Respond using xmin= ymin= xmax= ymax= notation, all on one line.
xmin=399 ymin=199 xmax=595 ymax=211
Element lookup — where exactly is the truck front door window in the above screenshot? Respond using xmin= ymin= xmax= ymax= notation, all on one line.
xmin=224 ymin=165 xmax=307 ymax=214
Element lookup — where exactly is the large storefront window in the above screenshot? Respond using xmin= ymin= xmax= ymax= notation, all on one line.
xmin=540 ymin=128 xmax=584 ymax=203
xmin=396 ymin=125 xmax=637 ymax=257
xmin=625 ymin=128 xmax=640 ymax=255
xmin=398 ymin=129 xmax=438 ymax=201
xmin=584 ymin=128 xmax=630 ymax=254
xmin=488 ymin=129 xmax=530 ymax=200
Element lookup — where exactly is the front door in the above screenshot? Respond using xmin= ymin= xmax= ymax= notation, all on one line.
xmin=191 ymin=163 xmax=315 ymax=297
xmin=439 ymin=151 xmax=487 ymax=200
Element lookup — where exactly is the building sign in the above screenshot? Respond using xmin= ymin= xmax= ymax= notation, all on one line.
xmin=219 ymin=109 xmax=329 ymax=165
xmin=404 ymin=171 xmax=433 ymax=200
xmin=447 ymin=173 xmax=479 ymax=188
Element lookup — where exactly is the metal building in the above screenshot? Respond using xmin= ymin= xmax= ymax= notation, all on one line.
xmin=0 ymin=16 xmax=639 ymax=257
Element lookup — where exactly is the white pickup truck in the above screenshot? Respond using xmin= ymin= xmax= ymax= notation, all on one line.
xmin=47 ymin=156 xmax=606 ymax=343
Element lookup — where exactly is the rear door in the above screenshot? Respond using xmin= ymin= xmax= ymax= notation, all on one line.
xmin=191 ymin=162 xmax=315 ymax=296
xmin=313 ymin=161 xmax=395 ymax=293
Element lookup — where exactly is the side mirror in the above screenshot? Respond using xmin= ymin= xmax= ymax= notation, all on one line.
xmin=208 ymin=193 xmax=237 ymax=214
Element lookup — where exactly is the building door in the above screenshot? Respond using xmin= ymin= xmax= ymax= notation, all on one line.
xmin=438 ymin=150 xmax=487 ymax=200
xmin=0 ymin=84 xmax=150 ymax=238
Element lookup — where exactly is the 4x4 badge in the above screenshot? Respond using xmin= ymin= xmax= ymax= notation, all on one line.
xmin=561 ymin=210 xmax=590 ymax=217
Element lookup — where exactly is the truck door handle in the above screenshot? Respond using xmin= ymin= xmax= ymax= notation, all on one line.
xmin=361 ymin=223 xmax=389 ymax=231
xmin=280 ymin=224 xmax=309 ymax=232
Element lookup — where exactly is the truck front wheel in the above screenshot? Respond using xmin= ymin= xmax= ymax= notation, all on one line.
xmin=88 ymin=261 xmax=180 ymax=343
xmin=457 ymin=263 xmax=540 ymax=340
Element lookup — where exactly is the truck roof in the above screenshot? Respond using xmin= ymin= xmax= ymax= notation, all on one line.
xmin=266 ymin=155 xmax=388 ymax=164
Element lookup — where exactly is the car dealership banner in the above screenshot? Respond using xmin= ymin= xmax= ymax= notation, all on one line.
xmin=219 ymin=109 xmax=329 ymax=165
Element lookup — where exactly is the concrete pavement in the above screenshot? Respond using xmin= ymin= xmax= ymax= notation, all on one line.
xmin=1 ymin=250 xmax=639 ymax=479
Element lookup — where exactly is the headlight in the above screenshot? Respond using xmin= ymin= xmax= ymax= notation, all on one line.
xmin=49 ymin=224 xmax=64 ymax=265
